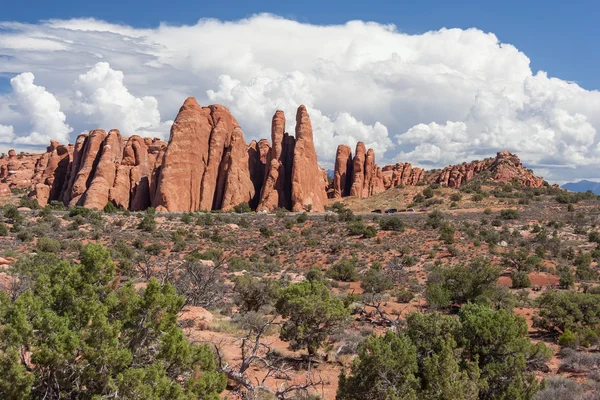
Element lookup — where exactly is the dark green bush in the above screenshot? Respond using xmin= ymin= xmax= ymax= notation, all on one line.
xmin=326 ymin=258 xmax=359 ymax=282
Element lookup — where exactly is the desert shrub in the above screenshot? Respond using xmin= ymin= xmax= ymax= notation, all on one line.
xmin=326 ymin=258 xmax=359 ymax=282
xmin=275 ymin=208 xmax=288 ymax=218
xmin=144 ymin=242 xmax=163 ymax=256
xmin=3 ymin=205 xmax=21 ymax=222
xmin=425 ymin=283 xmax=452 ymax=309
xmin=558 ymin=265 xmax=575 ymax=289
xmin=379 ymin=217 xmax=405 ymax=231
xmin=363 ymin=225 xmax=377 ymax=238
xmin=296 ymin=212 xmax=308 ymax=223
xmin=575 ymin=253 xmax=597 ymax=281
xmin=259 ymin=226 xmax=274 ymax=237
xmin=233 ymin=202 xmax=252 ymax=213
xmin=360 ymin=269 xmax=393 ymax=294
xmin=555 ymin=191 xmax=595 ymax=204
xmin=19 ymin=196 xmax=40 ymax=209
xmin=16 ymin=229 xmax=33 ymax=242
xmin=347 ymin=221 xmax=376 ymax=238
xmin=424 ymin=210 xmax=445 ymax=229
xmin=534 ymin=291 xmax=600 ymax=336
xmin=338 ymin=305 xmax=546 ymax=400
xmin=228 ymin=256 xmax=252 ymax=271
xmin=559 ymin=348 xmax=600 ymax=373
xmin=284 ymin=219 xmax=295 ymax=229
xmin=328 ymin=202 xmax=355 ymax=222
xmin=439 ymin=222 xmax=455 ymax=244
xmin=276 ymin=280 xmax=350 ymax=356
xmin=558 ymin=329 xmax=577 ymax=349
xmin=413 ymin=193 xmax=425 ymax=203
xmin=263 ymin=240 xmax=279 ymax=256
xmin=0 ymin=244 xmax=226 ymax=399
xmin=533 ymin=376 xmax=582 ymax=400
xmin=426 ymin=257 xmax=502 ymax=307
xmin=471 ymin=193 xmax=484 ymax=202
xmin=424 ymin=198 xmax=443 ymax=207
xmin=233 ymin=275 xmax=280 ymax=312
xmin=48 ymin=200 xmax=65 ymax=210
xmin=113 ymin=240 xmax=135 ymax=260
xmin=180 ymin=212 xmax=193 ymax=224
xmin=196 ymin=213 xmax=213 ymax=226
xmin=306 ymin=268 xmax=325 ymax=283
xmin=450 ymin=193 xmax=462 ymax=202
xmin=0 ymin=222 xmax=7 ymax=236
xmin=422 ymin=187 xmax=434 ymax=199
xmin=589 ymin=231 xmax=600 ymax=244
xmin=500 ymin=209 xmax=520 ymax=220
xmin=347 ymin=221 xmax=366 ymax=236
xmin=36 ymin=237 xmax=61 ymax=254
xmin=395 ymin=288 xmax=414 ymax=303
xmin=511 ymin=270 xmax=531 ymax=288
xmin=103 ymin=202 xmax=118 ymax=213
xmin=69 ymin=206 xmax=92 ymax=218
xmin=138 ymin=214 xmax=156 ymax=232
xmin=175 ymin=254 xmax=227 ymax=308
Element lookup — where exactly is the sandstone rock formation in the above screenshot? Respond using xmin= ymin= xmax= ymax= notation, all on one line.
xmin=488 ymin=150 xmax=544 ymax=188
xmin=255 ymin=106 xmax=328 ymax=213
xmin=256 ymin=110 xmax=291 ymax=212
xmin=152 ymin=99 xmax=258 ymax=212
xmin=248 ymin=139 xmax=270 ymax=208
xmin=380 ymin=163 xmax=425 ymax=188
xmin=83 ymin=129 xmax=123 ymax=210
xmin=0 ymin=97 xmax=545 ymax=211
xmin=216 ymin=127 xmax=256 ymax=211
xmin=349 ymin=142 xmax=367 ymax=198
xmin=32 ymin=144 xmax=70 ymax=206
xmin=290 ymin=106 xmax=328 ymax=212
xmin=152 ymin=98 xmax=211 ymax=212
xmin=0 ymin=183 xmax=10 ymax=197
xmin=61 ymin=134 xmax=88 ymax=204
xmin=69 ymin=129 xmax=108 ymax=207
xmin=431 ymin=151 xmax=543 ymax=189
xmin=333 ymin=145 xmax=352 ymax=198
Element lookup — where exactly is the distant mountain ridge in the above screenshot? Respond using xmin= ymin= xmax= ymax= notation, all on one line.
xmin=561 ymin=180 xmax=600 ymax=195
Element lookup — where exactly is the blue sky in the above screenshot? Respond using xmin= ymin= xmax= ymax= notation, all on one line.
xmin=2 ymin=0 xmax=599 ymax=90
xmin=1 ymin=0 xmax=600 ymax=183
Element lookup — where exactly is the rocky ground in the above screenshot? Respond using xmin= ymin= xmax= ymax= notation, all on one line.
xmin=1 ymin=182 xmax=599 ymax=399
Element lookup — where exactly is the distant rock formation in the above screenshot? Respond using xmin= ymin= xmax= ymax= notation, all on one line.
xmin=329 ymin=145 xmax=543 ymax=201
xmin=0 ymin=97 xmax=545 ymax=210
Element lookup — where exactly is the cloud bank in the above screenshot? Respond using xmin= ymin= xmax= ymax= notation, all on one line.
xmin=0 ymin=14 xmax=599 ymax=183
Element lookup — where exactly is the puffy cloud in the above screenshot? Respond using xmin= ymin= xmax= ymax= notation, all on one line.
xmin=9 ymin=72 xmax=72 ymax=144
xmin=0 ymin=125 xmax=14 ymax=142
xmin=0 ymin=15 xmax=599 ymax=182
xmin=73 ymin=62 xmax=171 ymax=138
xmin=207 ymin=72 xmax=391 ymax=163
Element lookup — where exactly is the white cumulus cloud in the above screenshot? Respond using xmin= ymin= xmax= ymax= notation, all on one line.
xmin=0 ymin=125 xmax=14 ymax=142
xmin=72 ymin=62 xmax=171 ymax=138
xmin=207 ymin=72 xmax=392 ymax=163
xmin=0 ymin=15 xmax=599 ymax=183
xmin=9 ymin=72 xmax=72 ymax=145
